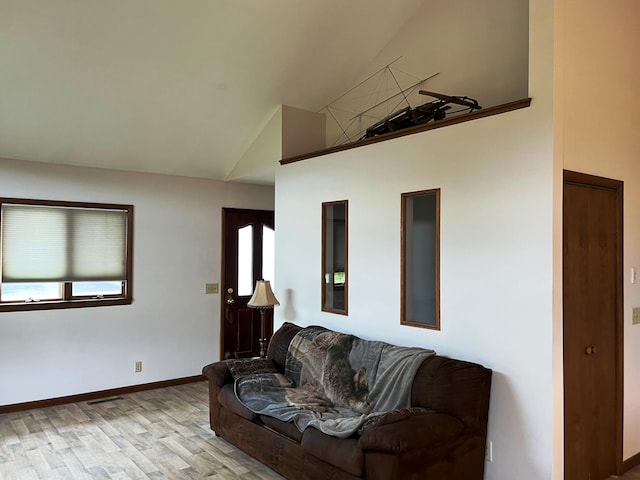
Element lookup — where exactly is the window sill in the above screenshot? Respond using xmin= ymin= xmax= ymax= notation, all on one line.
xmin=0 ymin=297 xmax=132 ymax=312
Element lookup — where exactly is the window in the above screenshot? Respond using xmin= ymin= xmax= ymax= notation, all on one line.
xmin=322 ymin=200 xmax=348 ymax=315
xmin=401 ymin=189 xmax=440 ymax=329
xmin=0 ymin=198 xmax=133 ymax=311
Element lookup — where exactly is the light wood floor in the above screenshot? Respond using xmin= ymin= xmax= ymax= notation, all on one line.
xmin=0 ymin=381 xmax=283 ymax=479
xmin=1 ymin=381 xmax=639 ymax=479
xmin=611 ymin=465 xmax=640 ymax=480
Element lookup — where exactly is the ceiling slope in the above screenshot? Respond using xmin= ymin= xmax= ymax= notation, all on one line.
xmin=0 ymin=0 xmax=425 ymax=180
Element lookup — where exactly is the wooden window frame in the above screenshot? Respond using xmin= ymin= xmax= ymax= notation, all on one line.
xmin=401 ymin=189 xmax=440 ymax=330
xmin=321 ymin=200 xmax=348 ymax=315
xmin=0 ymin=198 xmax=133 ymax=312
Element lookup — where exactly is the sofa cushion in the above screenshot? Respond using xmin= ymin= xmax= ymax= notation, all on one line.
xmin=267 ymin=322 xmax=302 ymax=371
xmin=411 ymin=355 xmax=491 ymax=430
xmin=226 ymin=358 xmax=278 ymax=380
xmin=358 ymin=412 xmax=464 ymax=453
xmin=357 ymin=407 xmax=434 ymax=435
xmin=260 ymin=415 xmax=304 ymax=443
xmin=302 ymin=428 xmax=364 ymax=477
xmin=218 ymin=384 xmax=257 ymax=421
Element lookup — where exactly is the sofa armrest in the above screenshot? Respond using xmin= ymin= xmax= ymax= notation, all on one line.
xmin=358 ymin=413 xmax=464 ymax=453
xmin=202 ymin=361 xmax=232 ymax=387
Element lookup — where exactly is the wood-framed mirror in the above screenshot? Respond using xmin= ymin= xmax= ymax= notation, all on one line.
xmin=401 ymin=189 xmax=440 ymax=329
xmin=322 ymin=200 xmax=348 ymax=315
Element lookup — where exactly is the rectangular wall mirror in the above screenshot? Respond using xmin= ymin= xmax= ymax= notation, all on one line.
xmin=401 ymin=189 xmax=440 ymax=329
xmin=322 ymin=200 xmax=348 ymax=315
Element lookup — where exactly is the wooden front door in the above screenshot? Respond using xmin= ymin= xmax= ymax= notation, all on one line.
xmin=563 ymin=171 xmax=623 ymax=479
xmin=221 ymin=208 xmax=275 ymax=359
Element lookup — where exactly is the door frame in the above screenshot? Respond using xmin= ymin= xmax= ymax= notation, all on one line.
xmin=219 ymin=207 xmax=275 ymax=360
xmin=563 ymin=169 xmax=624 ymax=475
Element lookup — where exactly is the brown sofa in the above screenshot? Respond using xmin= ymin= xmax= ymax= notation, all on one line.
xmin=202 ymin=322 xmax=492 ymax=480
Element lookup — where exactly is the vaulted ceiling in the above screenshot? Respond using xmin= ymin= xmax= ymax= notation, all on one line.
xmin=0 ymin=0 xmax=425 ymax=181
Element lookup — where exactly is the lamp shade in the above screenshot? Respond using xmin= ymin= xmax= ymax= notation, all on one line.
xmin=247 ymin=280 xmax=280 ymax=308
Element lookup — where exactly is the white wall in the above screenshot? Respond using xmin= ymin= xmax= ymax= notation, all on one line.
xmin=0 ymin=157 xmax=274 ymax=405
xmin=277 ymin=95 xmax=558 ymax=480
xmin=274 ymin=1 xmax=555 ymax=479
xmin=280 ymin=105 xmax=326 ymax=159
xmin=554 ymin=0 xmax=640 ymax=461
xmin=275 ymin=107 xmax=553 ymax=480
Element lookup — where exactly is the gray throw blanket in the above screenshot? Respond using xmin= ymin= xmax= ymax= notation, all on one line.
xmin=235 ymin=325 xmax=434 ymax=438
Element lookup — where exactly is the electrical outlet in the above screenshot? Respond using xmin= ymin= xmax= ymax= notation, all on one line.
xmin=633 ymin=308 xmax=640 ymax=325
xmin=205 ymin=283 xmax=219 ymax=294
xmin=485 ymin=440 xmax=493 ymax=462
xmin=135 ymin=361 xmax=142 ymax=373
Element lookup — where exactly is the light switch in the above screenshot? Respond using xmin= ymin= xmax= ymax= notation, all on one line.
xmin=633 ymin=307 xmax=640 ymax=325
xmin=205 ymin=283 xmax=219 ymax=294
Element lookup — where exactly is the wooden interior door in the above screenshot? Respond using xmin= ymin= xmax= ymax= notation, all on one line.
xmin=221 ymin=208 xmax=275 ymax=359
xmin=563 ymin=171 xmax=623 ymax=479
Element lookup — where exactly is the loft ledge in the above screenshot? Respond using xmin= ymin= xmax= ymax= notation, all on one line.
xmin=280 ymin=97 xmax=532 ymax=165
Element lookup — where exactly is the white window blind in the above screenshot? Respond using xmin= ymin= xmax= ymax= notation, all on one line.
xmin=1 ymin=203 xmax=128 ymax=283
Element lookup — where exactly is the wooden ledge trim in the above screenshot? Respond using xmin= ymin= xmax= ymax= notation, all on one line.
xmin=0 ymin=374 xmax=205 ymax=414
xmin=280 ymin=97 xmax=532 ymax=165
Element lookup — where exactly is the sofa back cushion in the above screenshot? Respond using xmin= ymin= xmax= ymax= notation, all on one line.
xmin=226 ymin=358 xmax=278 ymax=380
xmin=267 ymin=323 xmax=491 ymax=433
xmin=411 ymin=356 xmax=492 ymax=431
xmin=267 ymin=322 xmax=302 ymax=371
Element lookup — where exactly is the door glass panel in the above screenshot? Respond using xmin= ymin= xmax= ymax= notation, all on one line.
xmin=238 ymin=225 xmax=253 ymax=296
xmin=262 ymin=225 xmax=275 ymax=287
xmin=402 ymin=189 xmax=440 ymax=329
xmin=322 ymin=201 xmax=348 ymax=314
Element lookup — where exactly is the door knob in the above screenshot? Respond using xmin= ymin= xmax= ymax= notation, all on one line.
xmin=584 ymin=345 xmax=597 ymax=355
xmin=225 ymin=287 xmax=235 ymax=304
